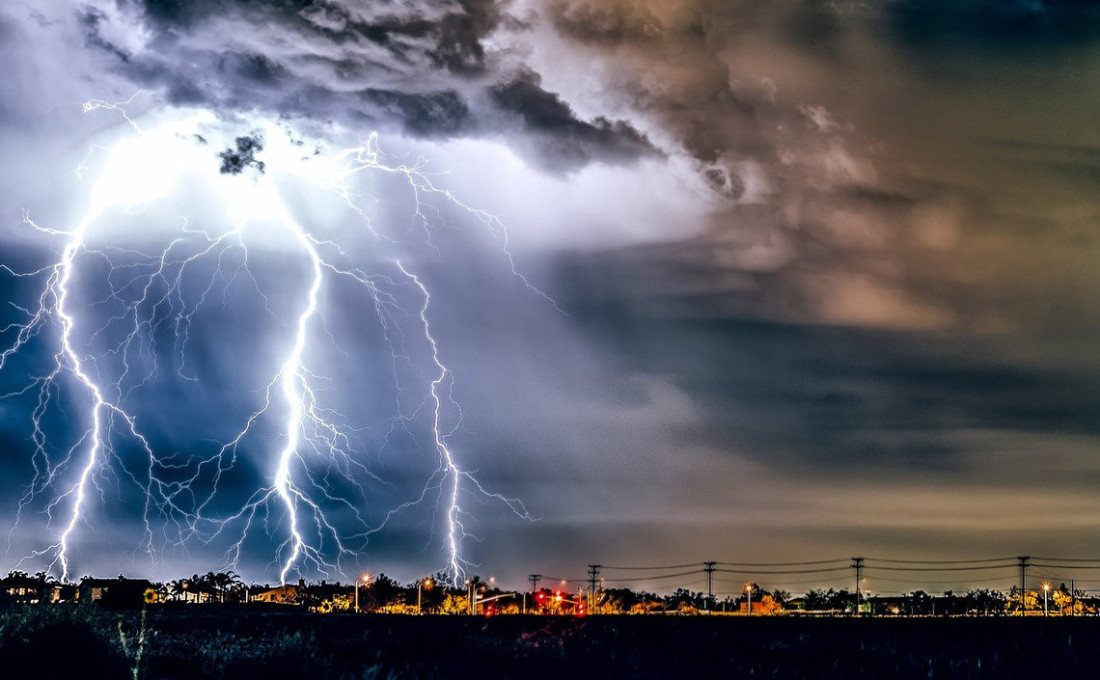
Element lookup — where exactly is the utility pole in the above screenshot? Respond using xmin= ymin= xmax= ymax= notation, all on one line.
xmin=704 ymin=562 xmax=716 ymax=612
xmin=528 ymin=574 xmax=541 ymax=614
xmin=587 ymin=565 xmax=601 ymax=612
xmin=1017 ymin=556 xmax=1030 ymax=598
xmin=851 ymin=557 xmax=864 ymax=615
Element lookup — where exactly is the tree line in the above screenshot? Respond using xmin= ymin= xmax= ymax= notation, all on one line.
xmin=2 ymin=570 xmax=1097 ymax=615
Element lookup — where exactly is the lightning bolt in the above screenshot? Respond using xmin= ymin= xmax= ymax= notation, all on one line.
xmin=1 ymin=100 xmax=540 ymax=584
xmin=394 ymin=261 xmax=533 ymax=582
xmin=1 ymin=186 xmax=159 ymax=582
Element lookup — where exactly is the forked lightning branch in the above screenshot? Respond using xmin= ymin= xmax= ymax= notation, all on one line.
xmin=0 ymin=102 xmax=533 ymax=584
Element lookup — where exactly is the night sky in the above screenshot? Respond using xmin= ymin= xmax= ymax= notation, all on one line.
xmin=3 ymin=1 xmax=1100 ymax=595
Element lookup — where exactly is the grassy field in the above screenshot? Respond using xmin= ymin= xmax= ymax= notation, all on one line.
xmin=2 ymin=606 xmax=1099 ymax=678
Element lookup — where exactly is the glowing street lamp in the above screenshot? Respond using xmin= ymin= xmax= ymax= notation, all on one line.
xmin=745 ymin=583 xmax=754 ymax=616
xmin=418 ymin=578 xmax=433 ymax=615
xmin=355 ymin=573 xmax=370 ymax=614
xmin=1043 ymin=582 xmax=1052 ymax=617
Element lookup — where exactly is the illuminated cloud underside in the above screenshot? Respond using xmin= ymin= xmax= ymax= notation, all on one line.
xmin=1 ymin=107 xmax=535 ymax=583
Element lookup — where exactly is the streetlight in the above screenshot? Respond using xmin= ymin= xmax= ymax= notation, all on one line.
xmin=1043 ymin=582 xmax=1051 ymax=617
xmin=355 ymin=574 xmax=370 ymax=614
xmin=418 ymin=578 xmax=433 ymax=615
xmin=745 ymin=583 xmax=753 ymax=616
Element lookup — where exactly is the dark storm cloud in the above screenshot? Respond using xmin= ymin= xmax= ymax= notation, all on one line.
xmin=76 ymin=0 xmax=658 ymax=171
xmin=362 ymin=88 xmax=471 ymax=135
xmin=549 ymin=1 xmax=764 ymax=166
xmin=548 ymin=0 xmax=663 ymax=45
xmin=489 ymin=68 xmax=660 ymax=171
xmin=535 ymin=0 xmax=894 ymax=276
xmin=552 ymin=217 xmax=1100 ymax=476
xmin=781 ymin=0 xmax=847 ymax=54
xmin=530 ymin=0 xmax=1100 ymax=343
xmin=990 ymin=139 xmax=1100 ymax=195
xmin=218 ymin=133 xmax=265 ymax=174
xmin=140 ymin=0 xmax=501 ymax=74
xmin=79 ymin=7 xmax=133 ymax=63
xmin=887 ymin=0 xmax=1100 ymax=45
xmin=550 ymin=0 xmax=848 ymax=55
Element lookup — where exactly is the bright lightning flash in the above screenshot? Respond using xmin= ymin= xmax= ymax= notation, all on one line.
xmin=0 ymin=105 xmax=534 ymax=584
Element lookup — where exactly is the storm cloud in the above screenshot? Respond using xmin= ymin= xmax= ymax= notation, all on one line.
xmin=78 ymin=0 xmax=659 ymax=171
xmin=3 ymin=0 xmax=1100 ymax=591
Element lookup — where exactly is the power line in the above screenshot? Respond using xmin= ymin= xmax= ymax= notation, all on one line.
xmin=863 ymin=556 xmax=1016 ymax=565
xmin=537 ymin=576 xmax=583 ymax=585
xmin=1032 ymin=563 xmax=1100 ymax=570
xmin=601 ymin=570 xmax=705 ymax=583
xmin=865 ymin=574 xmax=1017 ymax=586
xmin=713 ymin=577 xmax=848 ymax=587
xmin=574 ymin=555 xmax=1100 ymax=597
xmin=717 ymin=559 xmax=849 ymax=567
xmin=717 ymin=566 xmax=852 ymax=575
xmin=864 ymin=564 xmax=1018 ymax=572
xmin=600 ymin=563 xmax=704 ymax=571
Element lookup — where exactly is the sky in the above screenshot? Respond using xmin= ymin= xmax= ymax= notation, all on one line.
xmin=3 ymin=0 xmax=1100 ymax=596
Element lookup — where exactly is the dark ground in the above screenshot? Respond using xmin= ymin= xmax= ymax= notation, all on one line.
xmin=2 ymin=607 xmax=1098 ymax=679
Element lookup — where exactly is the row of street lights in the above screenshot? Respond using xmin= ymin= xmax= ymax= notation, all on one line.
xmin=349 ymin=576 xmax=765 ymax=616
xmin=352 ymin=573 xmax=490 ymax=615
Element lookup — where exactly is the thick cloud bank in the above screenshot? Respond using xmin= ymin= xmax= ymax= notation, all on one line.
xmin=4 ymin=0 xmax=1100 ymax=586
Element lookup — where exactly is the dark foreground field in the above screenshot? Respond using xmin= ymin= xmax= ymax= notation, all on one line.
xmin=2 ymin=607 xmax=1099 ymax=679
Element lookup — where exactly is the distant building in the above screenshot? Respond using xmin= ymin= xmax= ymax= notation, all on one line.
xmin=0 ymin=573 xmax=47 ymax=604
xmin=739 ymin=600 xmax=771 ymax=615
xmin=78 ymin=577 xmax=157 ymax=609
xmin=786 ymin=597 xmax=806 ymax=611
xmin=254 ymin=579 xmax=305 ymax=605
xmin=176 ymin=585 xmax=210 ymax=604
